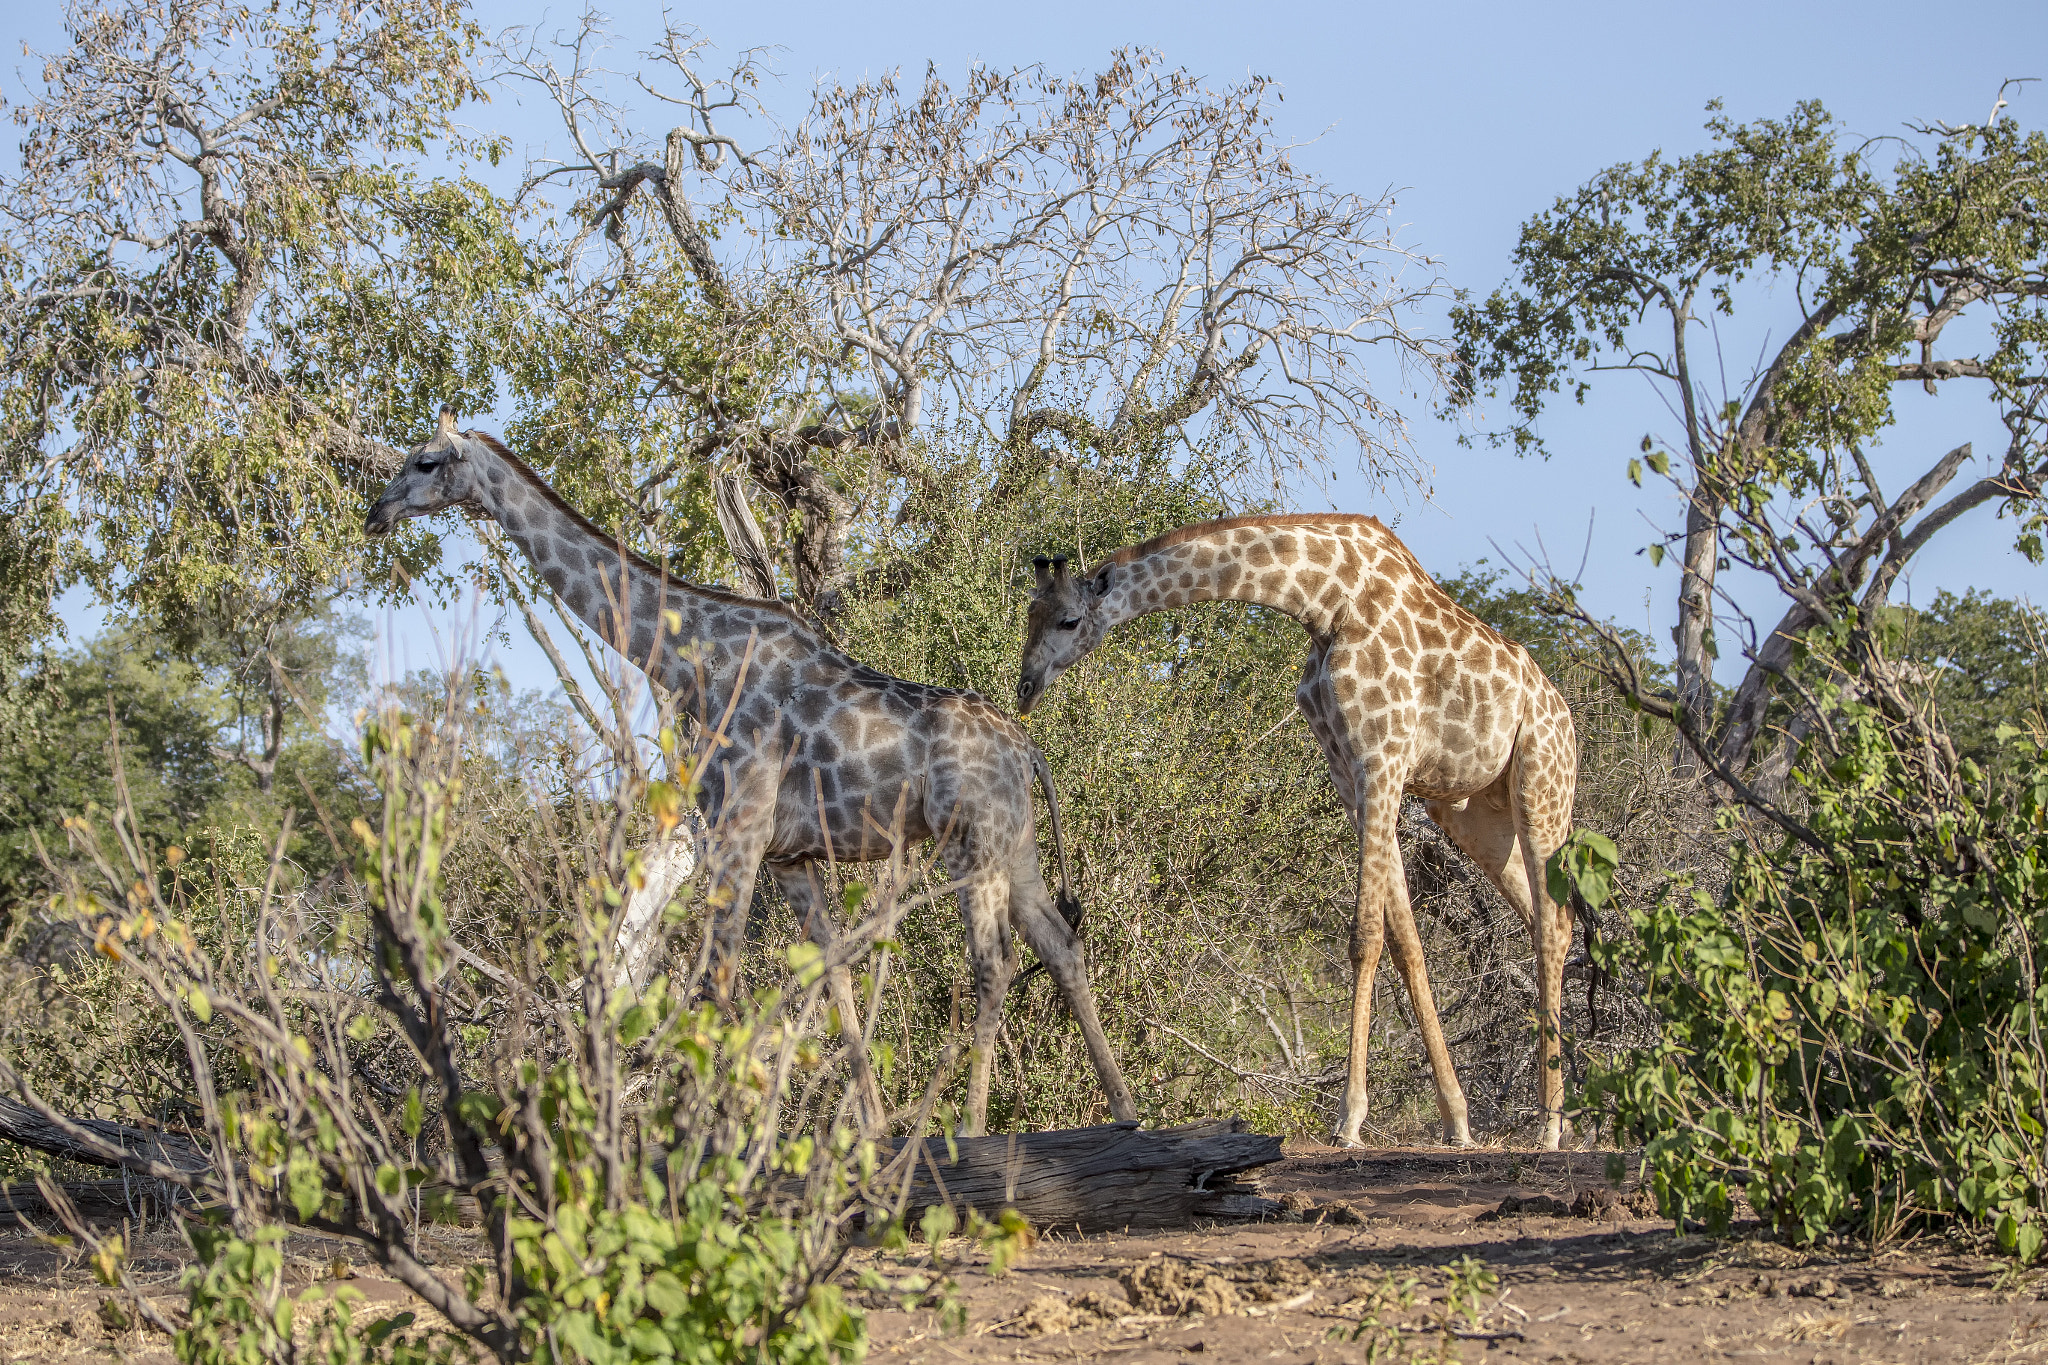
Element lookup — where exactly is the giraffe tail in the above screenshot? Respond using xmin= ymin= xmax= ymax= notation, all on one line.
xmin=1031 ymin=748 xmax=1083 ymax=932
xmin=1016 ymin=750 xmax=1082 ymax=993
xmin=1568 ymin=885 xmax=1607 ymax=1038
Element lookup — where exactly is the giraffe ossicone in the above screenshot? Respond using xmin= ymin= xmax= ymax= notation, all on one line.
xmin=1020 ymin=514 xmax=1580 ymax=1150
xmin=365 ymin=406 xmax=1138 ymax=1137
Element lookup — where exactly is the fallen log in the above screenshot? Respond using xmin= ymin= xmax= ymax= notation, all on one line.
xmin=1 ymin=1096 xmax=1287 ymax=1237
xmin=0 ymin=1096 xmax=211 ymax=1178
xmin=0 ymin=1176 xmax=179 ymax=1220
xmin=892 ymin=1118 xmax=1284 ymax=1234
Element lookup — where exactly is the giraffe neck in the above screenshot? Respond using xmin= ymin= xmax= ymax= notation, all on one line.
xmin=471 ymin=439 xmax=809 ymax=721
xmin=1100 ymin=518 xmax=1376 ymax=637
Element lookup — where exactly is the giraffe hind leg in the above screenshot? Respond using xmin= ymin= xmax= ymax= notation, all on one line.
xmin=1426 ymin=758 xmax=1574 ymax=1150
xmin=1009 ymin=855 xmax=1137 ymax=1123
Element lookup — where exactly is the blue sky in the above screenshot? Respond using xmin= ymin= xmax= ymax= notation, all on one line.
xmin=18 ymin=0 xmax=2048 ymax=698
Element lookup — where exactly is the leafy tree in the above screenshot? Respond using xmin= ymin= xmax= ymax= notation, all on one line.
xmin=0 ymin=0 xmax=525 ymax=639
xmin=1888 ymin=589 xmax=2048 ymax=767
xmin=0 ymin=625 xmax=225 ymax=919
xmin=0 ymin=0 xmax=534 ymax=801
xmin=489 ymin=21 xmax=1447 ymax=621
xmin=1452 ymin=98 xmax=2048 ymax=787
xmin=0 ymin=606 xmax=367 ymax=927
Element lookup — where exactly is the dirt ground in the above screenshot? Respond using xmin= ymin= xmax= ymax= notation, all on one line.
xmin=3 ymin=1147 xmax=2044 ymax=1364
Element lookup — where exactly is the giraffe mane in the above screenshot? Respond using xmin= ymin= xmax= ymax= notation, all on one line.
xmin=466 ymin=431 xmax=816 ymax=630
xmin=1107 ymin=512 xmax=1387 ymax=565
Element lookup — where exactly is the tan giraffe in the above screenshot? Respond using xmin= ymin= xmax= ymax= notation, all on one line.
xmin=365 ymin=408 xmax=1138 ymax=1137
xmin=1017 ymin=515 xmax=1578 ymax=1149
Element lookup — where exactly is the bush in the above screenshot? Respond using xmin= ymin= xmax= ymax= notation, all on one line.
xmin=1589 ymin=700 xmax=2048 ymax=1257
xmin=0 ymin=667 xmax=975 ymax=1362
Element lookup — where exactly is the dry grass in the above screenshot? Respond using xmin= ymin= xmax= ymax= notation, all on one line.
xmin=1771 ymin=1309 xmax=1854 ymax=1342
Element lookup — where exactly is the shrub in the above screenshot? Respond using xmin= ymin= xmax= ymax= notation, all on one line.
xmin=1588 ymin=701 xmax=2048 ymax=1258
xmin=1 ymin=667 xmax=954 ymax=1362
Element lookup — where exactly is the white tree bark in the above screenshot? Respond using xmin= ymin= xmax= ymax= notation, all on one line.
xmin=609 ymin=833 xmax=700 ymax=997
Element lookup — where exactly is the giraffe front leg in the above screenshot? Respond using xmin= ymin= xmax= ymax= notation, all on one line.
xmin=698 ymin=843 xmax=767 ymax=1011
xmin=1333 ymin=881 xmax=1386 ymax=1148
xmin=1350 ymin=783 xmax=1472 ymax=1148
xmin=697 ymin=764 xmax=779 ymax=1011
xmin=957 ymin=873 xmax=1018 ymax=1138
xmin=1384 ymin=866 xmax=1474 ymax=1147
xmin=770 ymin=863 xmax=887 ymax=1134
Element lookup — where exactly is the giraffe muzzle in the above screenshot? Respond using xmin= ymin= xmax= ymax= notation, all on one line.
xmin=1015 ymin=676 xmax=1039 ymax=716
xmin=364 ymin=498 xmax=402 ymax=536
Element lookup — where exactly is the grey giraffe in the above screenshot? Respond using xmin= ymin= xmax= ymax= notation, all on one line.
xmin=365 ymin=408 xmax=1139 ymax=1136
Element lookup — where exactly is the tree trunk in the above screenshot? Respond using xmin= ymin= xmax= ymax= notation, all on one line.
xmin=711 ymin=468 xmax=779 ymax=601
xmin=1670 ymin=486 xmax=1722 ymax=780
xmin=609 ymin=836 xmax=699 ymax=996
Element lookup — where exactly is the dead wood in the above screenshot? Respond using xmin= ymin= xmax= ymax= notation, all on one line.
xmin=0 ymin=1097 xmax=210 ymax=1178
xmin=892 ymin=1118 xmax=1283 ymax=1234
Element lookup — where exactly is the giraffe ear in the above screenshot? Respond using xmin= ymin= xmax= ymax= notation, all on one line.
xmin=1033 ymin=555 xmax=1053 ymax=590
xmin=1089 ymin=566 xmax=1112 ymax=597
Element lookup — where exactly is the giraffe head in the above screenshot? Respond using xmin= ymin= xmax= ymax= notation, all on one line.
xmin=1016 ymin=554 xmax=1113 ymax=715
xmin=364 ymin=406 xmax=495 ymax=536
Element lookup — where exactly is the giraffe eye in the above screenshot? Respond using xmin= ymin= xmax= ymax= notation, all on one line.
xmin=1057 ymin=617 xmax=1080 ymax=630
xmin=416 ymin=458 xmax=440 ymax=472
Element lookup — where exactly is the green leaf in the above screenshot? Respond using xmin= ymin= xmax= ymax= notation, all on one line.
xmin=644 ymin=1269 xmax=691 ymax=1316
xmin=287 ymin=1152 xmax=325 ymax=1223
xmin=786 ymin=940 xmax=825 ymax=988
xmin=1546 ymin=829 xmax=1620 ymax=911
xmin=2018 ymin=1221 xmax=2044 ymax=1265
xmin=920 ymin=1203 xmax=957 ymax=1249
xmin=619 ymin=1003 xmax=657 ymax=1046
xmin=365 ymin=1311 xmax=417 ymax=1346
xmin=454 ymin=1092 xmax=504 ymax=1129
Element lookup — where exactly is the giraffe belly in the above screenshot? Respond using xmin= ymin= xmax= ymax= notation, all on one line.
xmin=1404 ymin=729 xmax=1516 ymax=802
xmin=769 ymin=781 xmax=936 ymax=862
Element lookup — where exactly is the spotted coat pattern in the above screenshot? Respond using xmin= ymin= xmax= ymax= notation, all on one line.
xmin=1018 ymin=514 xmax=1578 ymax=1149
xmin=366 ymin=410 xmax=1137 ymax=1135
